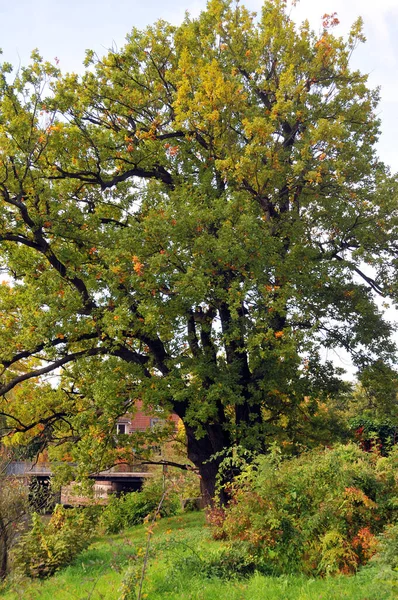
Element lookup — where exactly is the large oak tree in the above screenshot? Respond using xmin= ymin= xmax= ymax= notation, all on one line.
xmin=0 ymin=0 xmax=397 ymax=502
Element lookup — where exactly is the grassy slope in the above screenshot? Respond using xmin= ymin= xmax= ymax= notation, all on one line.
xmin=0 ymin=512 xmax=396 ymax=600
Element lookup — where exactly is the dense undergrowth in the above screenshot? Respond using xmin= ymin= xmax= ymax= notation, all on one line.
xmin=0 ymin=511 xmax=397 ymax=599
xmin=0 ymin=513 xmax=398 ymax=600
xmin=210 ymin=443 xmax=398 ymax=576
xmin=12 ymin=506 xmax=98 ymax=579
xmin=2 ymin=444 xmax=398 ymax=598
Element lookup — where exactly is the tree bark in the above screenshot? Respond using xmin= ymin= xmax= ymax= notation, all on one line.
xmin=0 ymin=515 xmax=8 ymax=580
xmin=184 ymin=422 xmax=230 ymax=506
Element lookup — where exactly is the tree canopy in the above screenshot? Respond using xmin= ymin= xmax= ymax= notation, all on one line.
xmin=0 ymin=0 xmax=397 ymax=501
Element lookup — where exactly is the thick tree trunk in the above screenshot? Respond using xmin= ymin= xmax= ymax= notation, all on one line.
xmin=197 ymin=456 xmax=226 ymax=507
xmin=0 ymin=543 xmax=6 ymax=581
xmin=0 ymin=516 xmax=8 ymax=580
xmin=184 ymin=422 xmax=230 ymax=507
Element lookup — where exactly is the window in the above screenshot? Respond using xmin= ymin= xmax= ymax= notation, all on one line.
xmin=116 ymin=423 xmax=127 ymax=435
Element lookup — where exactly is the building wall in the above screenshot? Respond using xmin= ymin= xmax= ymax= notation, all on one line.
xmin=117 ymin=400 xmax=180 ymax=433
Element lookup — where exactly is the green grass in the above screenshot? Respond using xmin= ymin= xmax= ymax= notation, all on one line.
xmin=0 ymin=512 xmax=396 ymax=600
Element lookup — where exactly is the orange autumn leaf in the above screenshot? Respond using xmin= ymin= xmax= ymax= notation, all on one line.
xmin=132 ymin=255 xmax=144 ymax=275
xmin=168 ymin=145 xmax=179 ymax=157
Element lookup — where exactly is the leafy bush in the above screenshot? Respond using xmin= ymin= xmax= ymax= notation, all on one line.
xmin=181 ymin=497 xmax=202 ymax=512
xmin=100 ymin=492 xmax=154 ymax=534
xmin=374 ymin=524 xmax=398 ymax=570
xmin=100 ymin=476 xmax=180 ymax=534
xmin=119 ymin=563 xmax=139 ymax=600
xmin=210 ymin=444 xmax=398 ymax=576
xmin=165 ymin=540 xmax=266 ymax=582
xmin=13 ymin=505 xmax=95 ymax=578
xmin=0 ymin=474 xmax=29 ymax=580
xmin=350 ymin=416 xmax=398 ymax=454
xmin=201 ymin=543 xmax=273 ymax=579
xmin=359 ymin=524 xmax=398 ymax=595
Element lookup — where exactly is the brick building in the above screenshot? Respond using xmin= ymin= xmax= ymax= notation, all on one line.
xmin=115 ymin=400 xmax=180 ymax=435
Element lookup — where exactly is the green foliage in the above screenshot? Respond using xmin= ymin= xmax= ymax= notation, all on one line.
xmin=0 ymin=512 xmax=395 ymax=600
xmin=100 ymin=477 xmax=180 ymax=534
xmin=120 ymin=565 xmax=138 ymax=600
xmin=323 ymin=364 xmax=398 ymax=458
xmin=197 ymin=542 xmax=273 ymax=579
xmin=363 ymin=524 xmax=398 ymax=595
xmin=145 ymin=456 xmax=201 ymax=509
xmin=13 ymin=505 xmax=96 ymax=578
xmin=165 ymin=542 xmax=258 ymax=580
xmin=211 ymin=444 xmax=398 ymax=576
xmin=344 ymin=363 xmax=398 ymax=454
xmin=0 ymin=469 xmax=29 ymax=580
xmin=373 ymin=523 xmax=398 ymax=571
xmin=181 ymin=497 xmax=202 ymax=512
xmin=100 ymin=493 xmax=151 ymax=534
xmin=0 ymin=0 xmax=398 ymax=499
xmin=349 ymin=416 xmax=398 ymax=454
xmin=356 ymin=362 xmax=398 ymax=421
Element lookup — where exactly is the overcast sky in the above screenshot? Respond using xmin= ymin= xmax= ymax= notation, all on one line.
xmin=0 ymin=0 xmax=397 ymax=169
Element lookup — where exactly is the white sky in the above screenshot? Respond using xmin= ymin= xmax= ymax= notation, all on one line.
xmin=1 ymin=0 xmax=397 ymax=377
